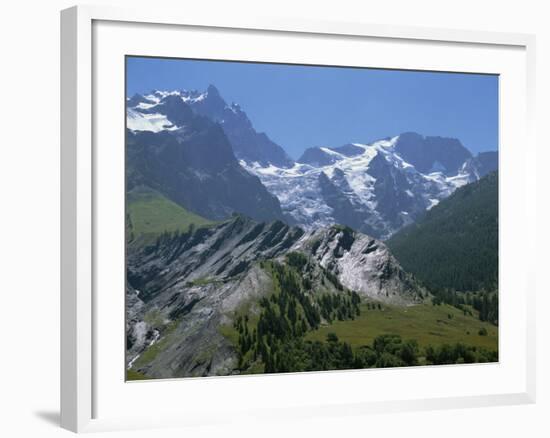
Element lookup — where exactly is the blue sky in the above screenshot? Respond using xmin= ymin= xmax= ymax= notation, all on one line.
xmin=127 ymin=56 xmax=498 ymax=159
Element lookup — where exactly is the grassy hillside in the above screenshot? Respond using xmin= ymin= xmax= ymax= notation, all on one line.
xmin=214 ymin=259 xmax=497 ymax=376
xmin=387 ymin=171 xmax=498 ymax=292
xmin=127 ymin=186 xmax=213 ymax=241
xmin=306 ymin=302 xmax=498 ymax=352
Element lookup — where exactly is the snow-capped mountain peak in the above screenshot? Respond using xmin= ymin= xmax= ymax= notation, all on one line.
xmin=127 ymin=87 xmax=294 ymax=168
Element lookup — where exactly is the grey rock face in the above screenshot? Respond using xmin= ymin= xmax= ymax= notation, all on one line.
xmin=366 ymin=153 xmax=421 ymax=230
xmin=317 ymin=171 xmax=380 ymax=236
xmin=293 ymin=226 xmax=424 ymax=305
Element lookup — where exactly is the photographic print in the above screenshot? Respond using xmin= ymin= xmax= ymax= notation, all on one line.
xmin=125 ymin=57 xmax=498 ymax=380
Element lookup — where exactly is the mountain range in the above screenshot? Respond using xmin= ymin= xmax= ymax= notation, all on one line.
xmin=127 ymin=85 xmax=497 ymax=239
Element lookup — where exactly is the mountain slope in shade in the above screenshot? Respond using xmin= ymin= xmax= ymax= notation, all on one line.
xmin=126 ymin=95 xmax=285 ymax=223
xmin=387 ymin=171 xmax=498 ymax=292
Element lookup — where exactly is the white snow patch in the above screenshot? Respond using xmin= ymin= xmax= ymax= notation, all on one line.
xmin=319 ymin=147 xmax=345 ymax=158
xmin=127 ymin=109 xmax=179 ymax=133
xmin=181 ymin=93 xmax=206 ymax=103
xmin=135 ymin=102 xmax=157 ymax=110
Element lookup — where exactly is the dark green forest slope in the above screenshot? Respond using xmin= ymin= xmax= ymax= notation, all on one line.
xmin=387 ymin=171 xmax=498 ymax=293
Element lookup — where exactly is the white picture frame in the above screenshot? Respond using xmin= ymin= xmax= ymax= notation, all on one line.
xmin=61 ymin=4 xmax=537 ymax=433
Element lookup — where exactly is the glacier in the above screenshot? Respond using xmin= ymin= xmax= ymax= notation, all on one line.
xmin=242 ymin=136 xmax=472 ymax=239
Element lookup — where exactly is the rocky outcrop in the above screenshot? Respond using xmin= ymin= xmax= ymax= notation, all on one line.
xmin=293 ymin=225 xmax=424 ymax=305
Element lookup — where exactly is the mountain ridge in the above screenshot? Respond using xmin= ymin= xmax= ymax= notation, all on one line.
xmin=126 ymin=215 xmax=424 ymax=378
